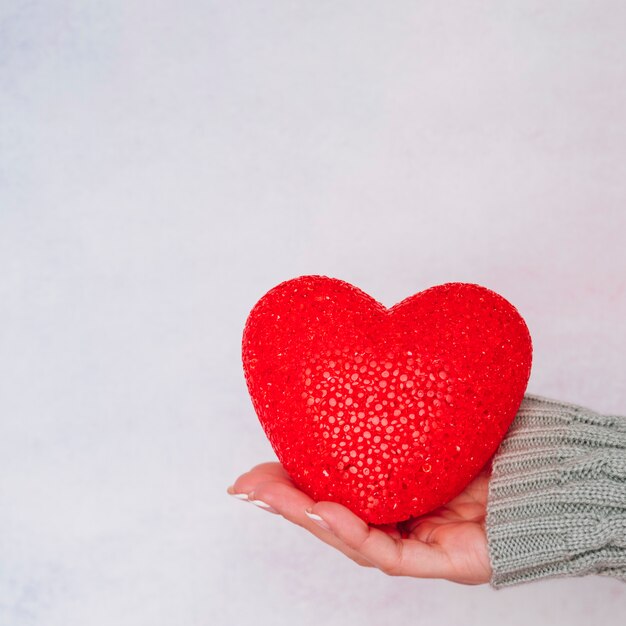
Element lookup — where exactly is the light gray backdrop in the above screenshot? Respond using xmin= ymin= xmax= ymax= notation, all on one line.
xmin=1 ymin=1 xmax=625 ymax=625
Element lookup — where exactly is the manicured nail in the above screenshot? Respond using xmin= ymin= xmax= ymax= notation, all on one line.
xmin=305 ymin=508 xmax=331 ymax=531
xmin=249 ymin=499 xmax=279 ymax=514
xmin=227 ymin=486 xmax=250 ymax=501
xmin=229 ymin=492 xmax=250 ymax=501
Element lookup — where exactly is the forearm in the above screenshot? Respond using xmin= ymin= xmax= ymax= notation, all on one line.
xmin=485 ymin=393 xmax=626 ymax=588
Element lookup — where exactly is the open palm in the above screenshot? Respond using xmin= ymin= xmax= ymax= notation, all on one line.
xmin=228 ymin=461 xmax=493 ymax=585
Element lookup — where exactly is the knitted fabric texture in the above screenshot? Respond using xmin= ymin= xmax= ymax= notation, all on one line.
xmin=485 ymin=393 xmax=626 ymax=589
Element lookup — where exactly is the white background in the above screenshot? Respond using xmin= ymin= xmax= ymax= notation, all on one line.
xmin=1 ymin=1 xmax=625 ymax=624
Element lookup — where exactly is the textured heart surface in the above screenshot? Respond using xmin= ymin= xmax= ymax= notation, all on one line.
xmin=242 ymin=276 xmax=532 ymax=524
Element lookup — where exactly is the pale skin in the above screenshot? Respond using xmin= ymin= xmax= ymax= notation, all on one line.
xmin=227 ymin=461 xmax=494 ymax=585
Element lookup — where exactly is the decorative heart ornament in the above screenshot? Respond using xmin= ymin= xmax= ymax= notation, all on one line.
xmin=242 ymin=276 xmax=532 ymax=524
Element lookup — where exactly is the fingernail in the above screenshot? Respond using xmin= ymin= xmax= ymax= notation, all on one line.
xmin=227 ymin=486 xmax=250 ymax=501
xmin=250 ymin=499 xmax=279 ymax=514
xmin=229 ymin=492 xmax=250 ymax=501
xmin=305 ymin=508 xmax=331 ymax=531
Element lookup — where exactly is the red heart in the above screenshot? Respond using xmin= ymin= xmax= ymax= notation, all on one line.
xmin=242 ymin=276 xmax=532 ymax=524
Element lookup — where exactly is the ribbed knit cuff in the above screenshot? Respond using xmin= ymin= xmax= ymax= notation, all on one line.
xmin=486 ymin=393 xmax=626 ymax=589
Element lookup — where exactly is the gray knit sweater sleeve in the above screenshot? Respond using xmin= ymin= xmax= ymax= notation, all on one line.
xmin=485 ymin=393 xmax=626 ymax=588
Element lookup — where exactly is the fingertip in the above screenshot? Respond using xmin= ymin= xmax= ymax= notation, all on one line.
xmin=304 ymin=507 xmax=332 ymax=532
xmin=250 ymin=461 xmax=283 ymax=474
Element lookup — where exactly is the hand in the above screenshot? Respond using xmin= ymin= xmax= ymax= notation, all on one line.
xmin=227 ymin=462 xmax=493 ymax=585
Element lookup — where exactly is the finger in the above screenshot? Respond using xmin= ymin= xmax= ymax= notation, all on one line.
xmin=234 ymin=477 xmax=374 ymax=568
xmin=229 ymin=464 xmax=403 ymax=541
xmin=371 ymin=522 xmax=404 ymax=540
xmin=228 ymin=462 xmax=294 ymax=495
xmin=312 ymin=502 xmax=451 ymax=578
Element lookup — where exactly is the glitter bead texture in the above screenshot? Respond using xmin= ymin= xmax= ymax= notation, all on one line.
xmin=241 ymin=276 xmax=533 ymax=524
